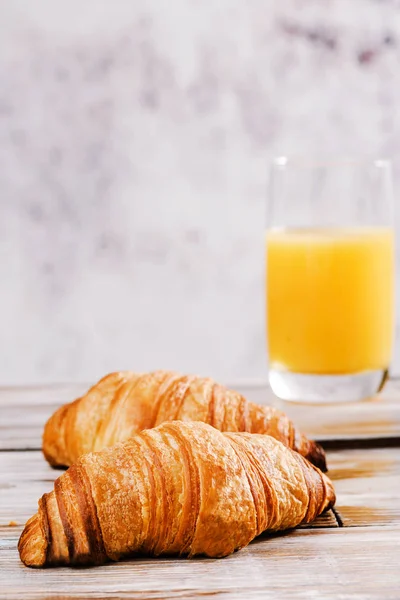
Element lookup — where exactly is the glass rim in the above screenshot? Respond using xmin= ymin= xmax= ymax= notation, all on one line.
xmin=272 ymin=156 xmax=392 ymax=169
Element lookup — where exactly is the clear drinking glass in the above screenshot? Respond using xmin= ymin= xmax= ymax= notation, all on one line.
xmin=266 ymin=157 xmax=395 ymax=403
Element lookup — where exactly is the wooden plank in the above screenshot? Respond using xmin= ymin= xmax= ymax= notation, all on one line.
xmin=1 ymin=380 xmax=400 ymax=450
xmin=1 ymin=445 xmax=400 ymax=597
xmin=0 ymin=449 xmax=338 ymax=529
xmin=238 ymin=379 xmax=400 ymax=443
xmin=0 ymin=383 xmax=87 ymax=406
xmin=328 ymin=447 xmax=400 ymax=527
xmin=1 ymin=527 xmax=399 ymax=599
xmin=0 ymin=384 xmax=86 ymax=451
xmin=1 ymin=447 xmax=399 ymax=532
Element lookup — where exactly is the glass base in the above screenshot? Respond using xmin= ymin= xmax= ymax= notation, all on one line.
xmin=268 ymin=368 xmax=388 ymax=403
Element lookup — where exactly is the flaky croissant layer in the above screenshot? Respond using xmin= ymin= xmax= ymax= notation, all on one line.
xmin=43 ymin=370 xmax=327 ymax=470
xmin=20 ymin=421 xmax=335 ymax=568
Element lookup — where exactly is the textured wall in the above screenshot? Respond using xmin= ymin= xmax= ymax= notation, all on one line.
xmin=1 ymin=0 xmax=400 ymax=384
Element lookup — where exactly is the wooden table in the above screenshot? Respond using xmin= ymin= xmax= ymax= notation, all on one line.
xmin=1 ymin=381 xmax=400 ymax=599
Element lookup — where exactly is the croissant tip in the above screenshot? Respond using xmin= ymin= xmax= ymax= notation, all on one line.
xmin=307 ymin=442 xmax=328 ymax=472
xmin=324 ymin=476 xmax=337 ymax=512
xmin=18 ymin=514 xmax=48 ymax=568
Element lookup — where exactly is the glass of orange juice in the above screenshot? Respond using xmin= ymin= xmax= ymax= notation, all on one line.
xmin=266 ymin=157 xmax=395 ymax=403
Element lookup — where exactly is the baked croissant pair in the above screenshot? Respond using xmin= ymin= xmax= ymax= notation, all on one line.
xmin=19 ymin=371 xmax=335 ymax=568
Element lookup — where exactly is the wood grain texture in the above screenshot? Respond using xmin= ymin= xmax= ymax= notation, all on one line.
xmin=239 ymin=380 xmax=400 ymax=442
xmin=1 ymin=527 xmax=399 ymax=599
xmin=1 ymin=384 xmax=400 ymax=598
xmin=2 ymin=446 xmax=399 ymax=597
xmin=1 ymin=379 xmax=400 ymax=450
xmin=2 ymin=448 xmax=399 ymax=531
xmin=0 ymin=384 xmax=86 ymax=450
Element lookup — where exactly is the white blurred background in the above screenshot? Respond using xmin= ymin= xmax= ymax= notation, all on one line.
xmin=1 ymin=0 xmax=400 ymax=384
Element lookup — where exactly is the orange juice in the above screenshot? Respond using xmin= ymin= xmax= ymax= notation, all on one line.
xmin=266 ymin=227 xmax=394 ymax=375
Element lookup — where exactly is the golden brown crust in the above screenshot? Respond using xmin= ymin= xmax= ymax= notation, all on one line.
xmin=18 ymin=511 xmax=47 ymax=568
xmin=22 ymin=422 xmax=335 ymax=567
xmin=43 ymin=371 xmax=327 ymax=471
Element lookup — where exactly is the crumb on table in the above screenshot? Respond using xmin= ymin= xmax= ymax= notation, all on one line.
xmin=8 ymin=521 xmax=18 ymax=527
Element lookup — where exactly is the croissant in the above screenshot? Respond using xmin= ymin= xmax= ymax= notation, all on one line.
xmin=20 ymin=421 xmax=335 ymax=567
xmin=43 ymin=371 xmax=327 ymax=471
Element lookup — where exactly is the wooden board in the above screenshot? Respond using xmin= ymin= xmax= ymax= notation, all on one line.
xmin=238 ymin=379 xmax=400 ymax=442
xmin=1 ymin=447 xmax=399 ymax=531
xmin=1 ymin=527 xmax=400 ymax=600
xmin=1 ymin=384 xmax=400 ymax=598
xmin=0 ymin=384 xmax=87 ymax=451
xmin=1 ymin=446 xmax=400 ymax=598
xmin=1 ymin=379 xmax=400 ymax=451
